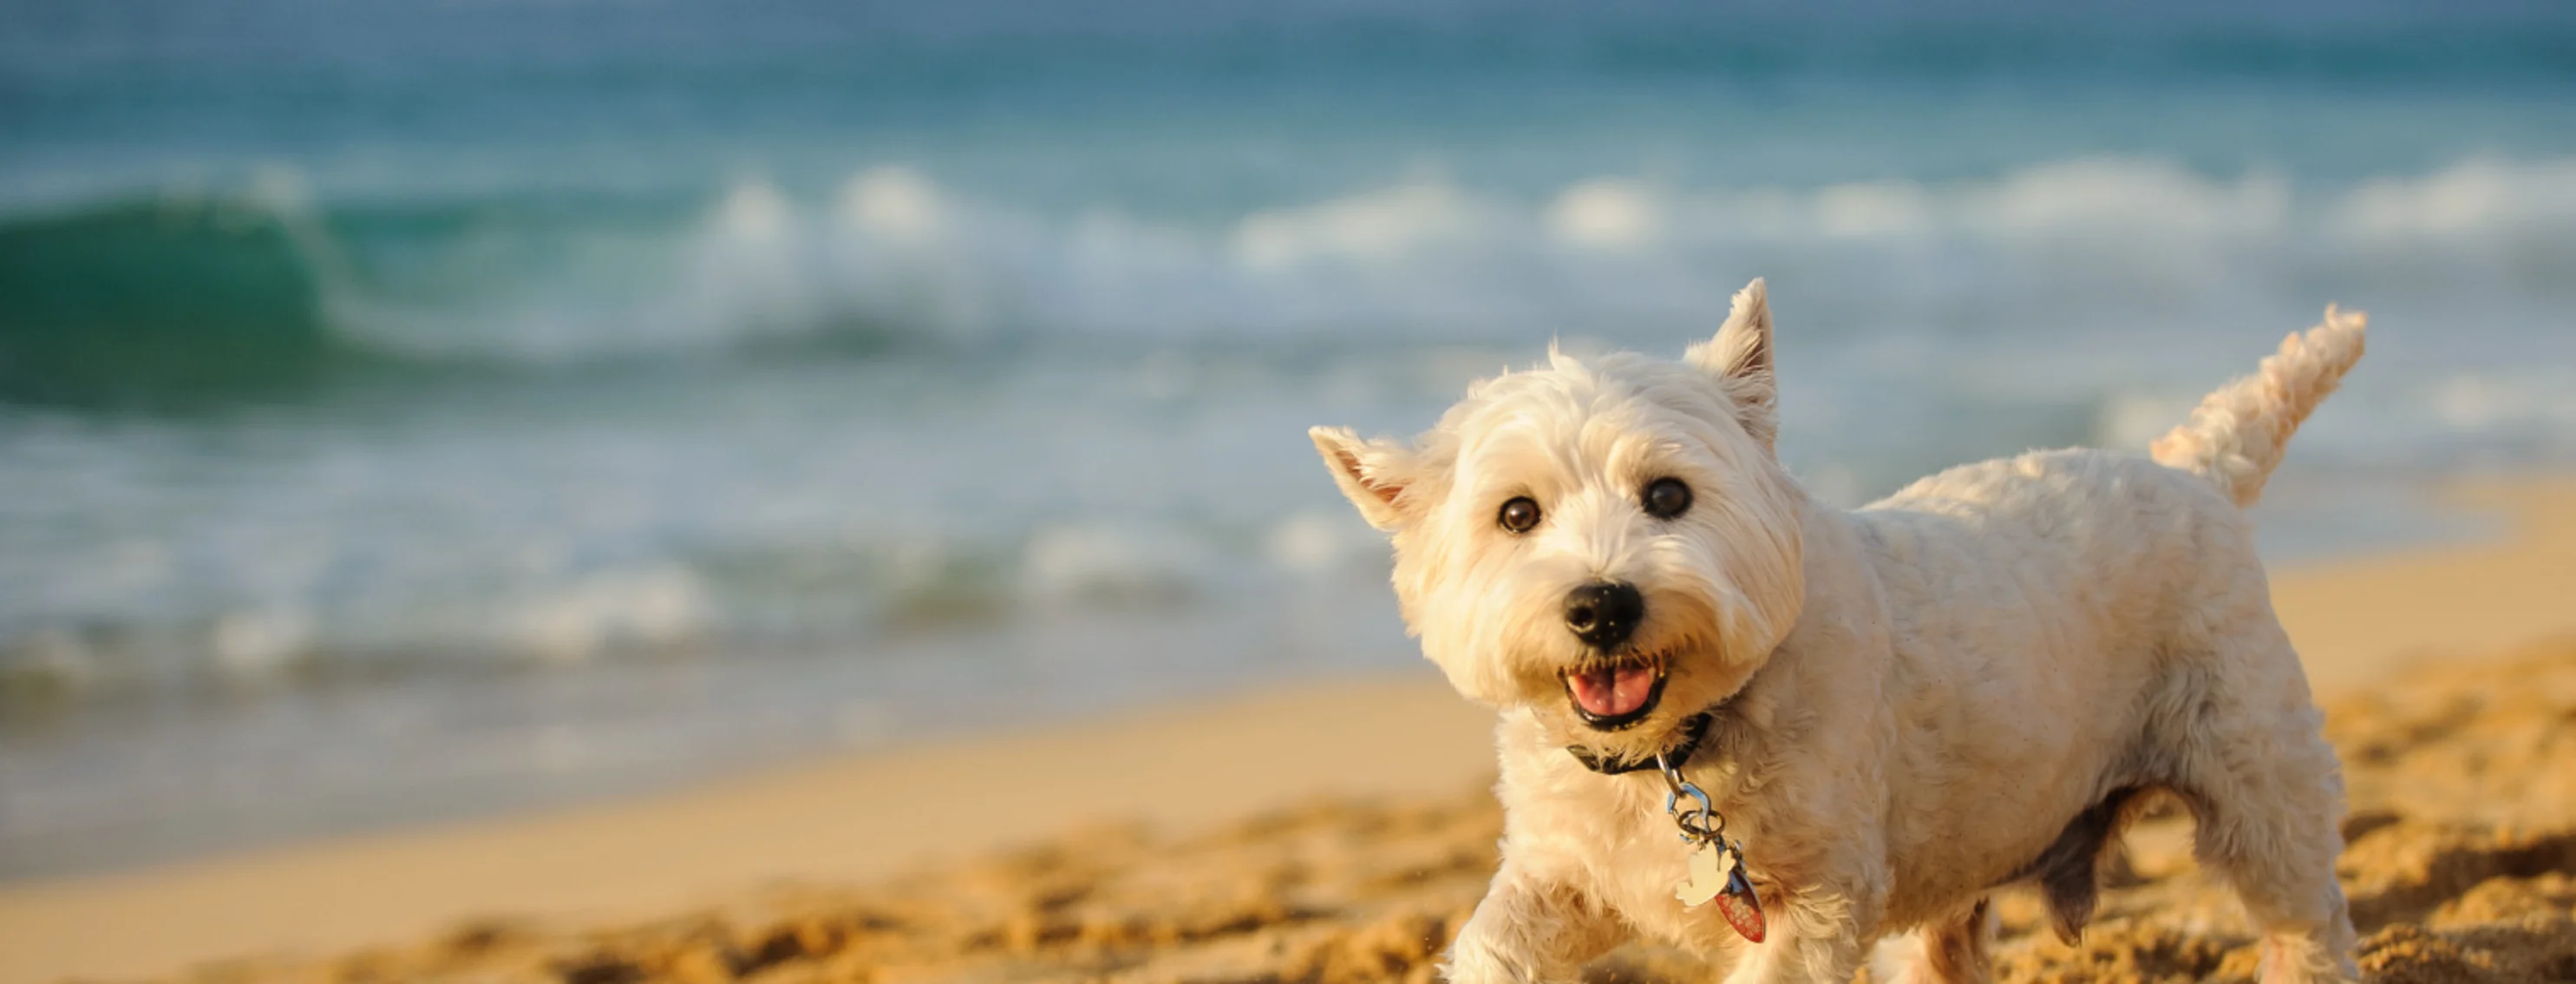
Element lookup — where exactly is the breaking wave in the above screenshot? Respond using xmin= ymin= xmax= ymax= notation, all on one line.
xmin=7 ymin=155 xmax=2575 ymax=405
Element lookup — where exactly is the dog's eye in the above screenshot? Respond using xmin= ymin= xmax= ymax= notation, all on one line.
xmin=1643 ymin=477 xmax=1692 ymax=520
xmin=1498 ymin=496 xmax=1541 ymax=534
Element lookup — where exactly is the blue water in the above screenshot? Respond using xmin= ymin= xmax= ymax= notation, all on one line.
xmin=3 ymin=0 xmax=2575 ymax=879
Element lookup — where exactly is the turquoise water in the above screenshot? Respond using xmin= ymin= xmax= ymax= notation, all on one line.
xmin=3 ymin=0 xmax=2575 ymax=877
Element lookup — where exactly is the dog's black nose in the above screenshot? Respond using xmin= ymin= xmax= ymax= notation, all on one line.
xmin=1563 ymin=581 xmax=1644 ymax=650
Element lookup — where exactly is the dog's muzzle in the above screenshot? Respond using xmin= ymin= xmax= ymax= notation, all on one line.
xmin=1561 ymin=581 xmax=1664 ymax=729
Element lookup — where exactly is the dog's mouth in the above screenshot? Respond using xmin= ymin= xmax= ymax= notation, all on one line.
xmin=1562 ymin=654 xmax=1667 ymax=731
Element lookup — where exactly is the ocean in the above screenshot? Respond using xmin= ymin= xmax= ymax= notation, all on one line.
xmin=3 ymin=0 xmax=2573 ymax=878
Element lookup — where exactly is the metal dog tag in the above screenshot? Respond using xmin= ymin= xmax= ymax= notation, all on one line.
xmin=1676 ymin=843 xmax=1728 ymax=908
xmin=1676 ymin=843 xmax=1767 ymax=942
xmin=1714 ymin=850 xmax=1767 ymax=943
xmin=1657 ymin=752 xmax=1763 ymax=943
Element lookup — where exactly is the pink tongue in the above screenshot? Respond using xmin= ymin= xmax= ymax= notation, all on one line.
xmin=1569 ymin=665 xmax=1655 ymax=718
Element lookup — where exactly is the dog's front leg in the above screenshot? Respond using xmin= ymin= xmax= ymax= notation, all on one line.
xmin=1444 ymin=862 xmax=1624 ymax=984
xmin=1719 ymin=882 xmax=1871 ymax=984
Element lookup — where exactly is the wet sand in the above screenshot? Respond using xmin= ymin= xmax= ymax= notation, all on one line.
xmin=6 ymin=478 xmax=2573 ymax=984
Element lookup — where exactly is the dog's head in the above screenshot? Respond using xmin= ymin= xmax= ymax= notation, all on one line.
xmin=1311 ymin=279 xmax=1806 ymax=758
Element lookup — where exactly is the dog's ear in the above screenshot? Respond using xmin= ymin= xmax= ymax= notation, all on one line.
xmin=1684 ymin=278 xmax=1778 ymax=453
xmin=1310 ymin=426 xmax=1421 ymax=531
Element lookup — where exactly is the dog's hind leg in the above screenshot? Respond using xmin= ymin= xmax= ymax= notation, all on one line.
xmin=2165 ymin=625 xmax=2360 ymax=984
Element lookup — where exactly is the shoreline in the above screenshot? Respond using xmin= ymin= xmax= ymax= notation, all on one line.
xmin=5 ymin=475 xmax=2573 ymax=983
xmin=2269 ymin=476 xmax=2576 ymax=692
xmin=0 ymin=677 xmax=1495 ymax=983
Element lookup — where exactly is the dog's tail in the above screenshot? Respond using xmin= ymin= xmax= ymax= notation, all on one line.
xmin=2149 ymin=307 xmax=2367 ymax=508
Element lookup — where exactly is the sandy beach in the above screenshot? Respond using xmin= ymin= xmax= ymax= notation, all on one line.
xmin=12 ymin=3 xmax=2576 ymax=981
xmin=4 ymin=476 xmax=2573 ymax=984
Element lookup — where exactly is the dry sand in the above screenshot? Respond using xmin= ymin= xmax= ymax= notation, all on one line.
xmin=3 ymin=477 xmax=2573 ymax=984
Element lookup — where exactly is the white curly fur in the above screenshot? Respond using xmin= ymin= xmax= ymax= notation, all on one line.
xmin=2152 ymin=307 xmax=2368 ymax=508
xmin=1313 ymin=281 xmax=2365 ymax=984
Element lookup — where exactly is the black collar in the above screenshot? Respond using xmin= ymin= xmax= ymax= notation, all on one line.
xmin=1566 ymin=711 xmax=1716 ymax=774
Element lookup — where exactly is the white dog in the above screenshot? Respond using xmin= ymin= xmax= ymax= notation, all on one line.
xmin=1311 ymin=280 xmax=2364 ymax=984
